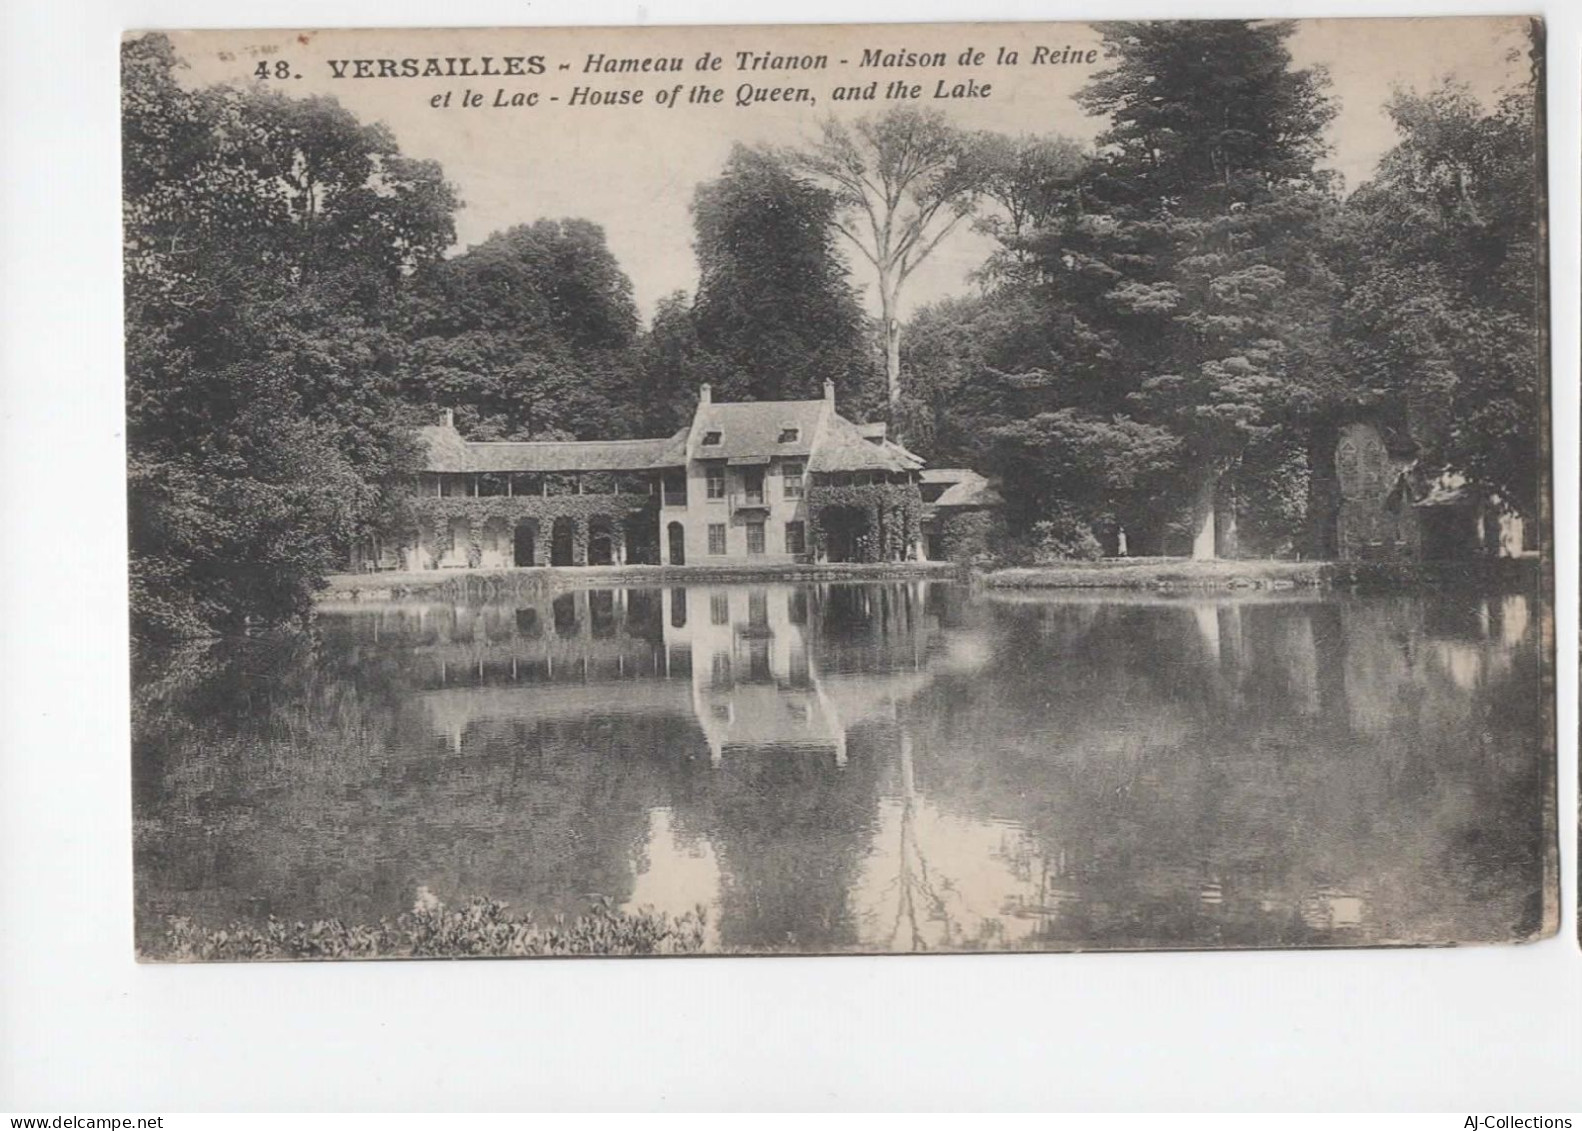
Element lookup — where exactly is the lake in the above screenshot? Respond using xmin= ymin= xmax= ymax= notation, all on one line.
xmin=132 ymin=579 xmax=1552 ymax=956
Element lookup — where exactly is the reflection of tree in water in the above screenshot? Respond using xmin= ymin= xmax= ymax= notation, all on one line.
xmin=877 ymin=725 xmax=1001 ymax=951
xmin=135 ymin=584 xmax=1549 ymax=955
xmin=887 ymin=729 xmax=932 ymax=950
xmin=132 ymin=621 xmax=689 ymax=950
xmin=663 ymin=739 xmax=883 ymax=952
xmin=908 ymin=592 xmax=1549 ymax=949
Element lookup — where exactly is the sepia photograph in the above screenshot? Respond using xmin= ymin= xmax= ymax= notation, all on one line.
xmin=123 ymin=17 xmax=1555 ymax=962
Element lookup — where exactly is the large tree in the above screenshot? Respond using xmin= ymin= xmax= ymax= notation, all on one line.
xmin=971 ymin=132 xmax=1089 ymax=279
xmin=1330 ymin=75 xmax=1543 ymax=523
xmin=790 ymin=107 xmax=986 ymax=412
xmin=401 ymin=219 xmax=642 ymax=440
xmin=123 ymin=34 xmax=457 ymax=638
xmin=632 ymin=290 xmax=714 ymax=436
xmin=1072 ymin=20 xmax=1339 ymax=558
xmin=689 ymin=145 xmax=879 ymax=410
xmin=901 ymin=289 xmax=1180 ymax=553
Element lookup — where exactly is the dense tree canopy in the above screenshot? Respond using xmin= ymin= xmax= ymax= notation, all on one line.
xmin=124 ymin=34 xmax=456 ymax=639
xmin=638 ymin=145 xmax=883 ymax=431
xmin=899 ymin=20 xmax=1540 ymax=562
xmin=1331 ymin=79 xmax=1543 ymax=519
xmin=402 ymin=219 xmax=642 ymax=440
xmin=690 ymin=145 xmax=879 ymax=410
xmin=1073 ymin=20 xmax=1340 ymax=557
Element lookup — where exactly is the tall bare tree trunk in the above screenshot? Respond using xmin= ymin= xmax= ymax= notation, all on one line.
xmin=1191 ymin=472 xmax=1218 ymax=561
xmin=880 ymin=280 xmax=901 ymax=408
xmin=1214 ymin=476 xmax=1239 ymax=559
xmin=1305 ymin=424 xmax=1339 ymax=560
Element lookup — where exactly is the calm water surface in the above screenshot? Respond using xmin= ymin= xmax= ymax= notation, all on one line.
xmin=133 ymin=581 xmax=1550 ymax=954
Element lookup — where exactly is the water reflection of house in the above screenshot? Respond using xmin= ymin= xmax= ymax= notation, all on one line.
xmin=403 ymin=584 xmax=951 ymax=767
xmin=661 ymin=586 xmax=845 ymax=766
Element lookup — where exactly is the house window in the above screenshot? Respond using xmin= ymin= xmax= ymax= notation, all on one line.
xmin=707 ymin=524 xmax=727 ymax=555
xmin=744 ymin=469 xmax=765 ymax=505
xmin=702 ymin=430 xmax=723 ymax=446
xmin=747 ymin=522 xmax=766 ymax=555
xmin=663 ymin=474 xmax=687 ymax=506
xmin=783 ymin=462 xmax=804 ymax=500
xmin=779 ymin=427 xmax=799 ymax=443
xmin=710 ymin=591 xmax=730 ymax=625
xmin=785 ymin=521 xmax=806 ymax=555
xmin=706 ymin=466 xmax=726 ymax=499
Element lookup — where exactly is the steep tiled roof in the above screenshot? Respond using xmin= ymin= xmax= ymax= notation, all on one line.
xmin=807 ymin=413 xmax=920 ymax=473
xmin=689 ymin=400 xmax=826 ymax=461
xmin=921 ymin=468 xmax=1003 ymax=508
xmin=416 ymin=395 xmax=932 ymax=478
xmin=465 ymin=435 xmax=686 ymax=473
xmin=416 ymin=424 xmax=688 ymax=473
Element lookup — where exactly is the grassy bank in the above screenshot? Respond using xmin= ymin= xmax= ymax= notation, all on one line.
xmin=148 ymin=897 xmax=708 ymax=962
xmin=321 ymin=560 xmax=961 ymax=602
xmin=981 ymin=557 xmax=1542 ymax=592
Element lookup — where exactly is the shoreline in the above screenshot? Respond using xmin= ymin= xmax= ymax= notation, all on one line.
xmin=318 ymin=555 xmax=1542 ymax=603
xmin=321 ymin=560 xmax=963 ymax=601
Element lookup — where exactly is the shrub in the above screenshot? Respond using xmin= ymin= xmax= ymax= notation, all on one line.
xmin=1029 ymin=513 xmax=1105 ymax=562
xmin=154 ymin=895 xmax=708 ymax=962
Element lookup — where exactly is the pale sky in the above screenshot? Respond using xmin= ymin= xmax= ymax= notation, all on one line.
xmin=165 ymin=18 xmax=1532 ymax=322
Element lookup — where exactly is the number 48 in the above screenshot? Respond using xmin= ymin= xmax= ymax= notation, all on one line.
xmin=254 ymin=60 xmax=294 ymax=79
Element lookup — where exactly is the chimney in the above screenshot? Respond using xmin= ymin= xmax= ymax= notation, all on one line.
xmin=442 ymin=408 xmax=455 ymax=429
xmin=699 ymin=383 xmax=712 ymax=406
xmin=824 ymin=379 xmax=836 ymax=406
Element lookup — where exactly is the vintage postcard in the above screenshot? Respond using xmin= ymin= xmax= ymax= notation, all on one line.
xmin=124 ymin=18 xmax=1555 ymax=961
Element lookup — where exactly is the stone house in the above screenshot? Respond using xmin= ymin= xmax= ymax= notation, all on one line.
xmin=382 ymin=382 xmax=989 ymax=570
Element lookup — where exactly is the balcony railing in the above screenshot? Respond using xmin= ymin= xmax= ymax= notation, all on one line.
xmin=728 ymin=492 xmax=771 ymax=514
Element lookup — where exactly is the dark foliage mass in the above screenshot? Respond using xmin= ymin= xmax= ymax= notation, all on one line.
xmin=401 ymin=219 xmax=644 ymax=441
xmin=124 ymin=23 xmax=1544 ymax=637
xmin=640 ymin=144 xmax=884 ymax=430
xmin=899 ymin=20 xmax=1543 ymax=561
xmin=124 ymin=34 xmax=455 ymax=638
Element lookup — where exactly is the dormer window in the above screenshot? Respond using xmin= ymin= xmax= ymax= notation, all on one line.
xmin=702 ymin=430 xmax=723 ymax=446
xmin=778 ymin=427 xmax=799 ymax=443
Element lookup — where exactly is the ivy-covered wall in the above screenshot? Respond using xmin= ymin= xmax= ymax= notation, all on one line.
xmin=806 ymin=483 xmax=923 ymax=563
